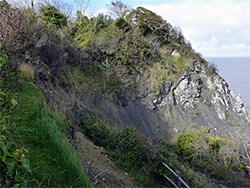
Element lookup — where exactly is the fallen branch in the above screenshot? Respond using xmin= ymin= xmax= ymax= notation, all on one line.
xmin=92 ymin=170 xmax=107 ymax=181
xmin=162 ymin=162 xmax=190 ymax=188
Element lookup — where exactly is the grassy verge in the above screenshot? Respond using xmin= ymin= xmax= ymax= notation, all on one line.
xmin=10 ymin=81 xmax=92 ymax=187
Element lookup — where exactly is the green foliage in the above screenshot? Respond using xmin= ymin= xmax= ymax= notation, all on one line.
xmin=0 ymin=126 xmax=35 ymax=187
xmin=81 ymin=113 xmax=214 ymax=187
xmin=11 ymin=81 xmax=93 ymax=188
xmin=0 ymin=49 xmax=35 ymax=187
xmin=175 ymin=126 xmax=248 ymax=185
xmin=81 ymin=113 xmax=159 ymax=186
xmin=71 ymin=10 xmax=161 ymax=74
xmin=39 ymin=5 xmax=67 ymax=29
xmin=114 ymin=17 xmax=131 ymax=32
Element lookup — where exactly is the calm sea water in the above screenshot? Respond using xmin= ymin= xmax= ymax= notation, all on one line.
xmin=205 ymin=57 xmax=250 ymax=114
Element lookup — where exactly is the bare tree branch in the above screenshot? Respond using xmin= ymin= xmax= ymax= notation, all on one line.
xmin=74 ymin=0 xmax=90 ymax=15
xmin=108 ymin=0 xmax=131 ymax=19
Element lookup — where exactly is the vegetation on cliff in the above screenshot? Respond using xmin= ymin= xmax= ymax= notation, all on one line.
xmin=1 ymin=0 xmax=249 ymax=187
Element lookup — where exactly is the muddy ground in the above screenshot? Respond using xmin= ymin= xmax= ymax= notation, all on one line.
xmin=75 ymin=132 xmax=139 ymax=188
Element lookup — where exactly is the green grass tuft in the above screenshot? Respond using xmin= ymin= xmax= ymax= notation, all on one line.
xmin=10 ymin=81 xmax=92 ymax=188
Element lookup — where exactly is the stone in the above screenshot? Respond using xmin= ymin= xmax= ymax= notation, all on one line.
xmin=246 ymin=166 xmax=250 ymax=176
xmin=171 ymin=49 xmax=181 ymax=58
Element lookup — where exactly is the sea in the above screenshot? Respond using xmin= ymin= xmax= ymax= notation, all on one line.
xmin=205 ymin=57 xmax=250 ymax=114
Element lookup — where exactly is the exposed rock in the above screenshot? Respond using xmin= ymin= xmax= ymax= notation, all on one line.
xmin=87 ymin=58 xmax=250 ymax=142
xmin=171 ymin=49 xmax=181 ymax=58
xmin=32 ymin=46 xmax=250 ymax=143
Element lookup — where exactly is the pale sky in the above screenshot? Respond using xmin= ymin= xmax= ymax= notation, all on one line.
xmin=86 ymin=0 xmax=250 ymax=57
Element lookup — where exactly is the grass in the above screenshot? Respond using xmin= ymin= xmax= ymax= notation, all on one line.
xmin=19 ymin=64 xmax=35 ymax=81
xmin=9 ymin=81 xmax=92 ymax=187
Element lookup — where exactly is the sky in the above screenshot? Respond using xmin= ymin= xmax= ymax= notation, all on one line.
xmin=12 ymin=0 xmax=249 ymax=57
xmin=84 ymin=0 xmax=250 ymax=57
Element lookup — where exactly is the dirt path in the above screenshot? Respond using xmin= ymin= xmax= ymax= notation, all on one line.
xmin=75 ymin=132 xmax=139 ymax=188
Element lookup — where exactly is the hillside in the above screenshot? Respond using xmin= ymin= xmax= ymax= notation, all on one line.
xmin=1 ymin=1 xmax=250 ymax=187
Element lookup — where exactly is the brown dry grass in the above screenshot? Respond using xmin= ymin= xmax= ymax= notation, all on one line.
xmin=20 ymin=63 xmax=34 ymax=80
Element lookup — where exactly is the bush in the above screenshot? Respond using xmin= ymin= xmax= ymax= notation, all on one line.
xmin=80 ymin=113 xmax=215 ymax=187
xmin=0 ymin=126 xmax=35 ymax=187
xmin=0 ymin=2 xmax=43 ymax=57
xmin=39 ymin=5 xmax=67 ymax=29
xmin=175 ymin=125 xmax=250 ymax=186
xmin=115 ymin=17 xmax=131 ymax=32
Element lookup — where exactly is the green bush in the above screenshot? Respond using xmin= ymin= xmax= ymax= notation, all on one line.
xmin=0 ymin=126 xmax=35 ymax=187
xmin=175 ymin=126 xmax=249 ymax=185
xmin=39 ymin=5 xmax=67 ymax=29
xmin=114 ymin=17 xmax=131 ymax=32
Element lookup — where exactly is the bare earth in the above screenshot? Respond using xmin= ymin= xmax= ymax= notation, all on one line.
xmin=75 ymin=132 xmax=139 ymax=188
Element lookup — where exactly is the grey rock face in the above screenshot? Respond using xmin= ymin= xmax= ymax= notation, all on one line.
xmin=33 ymin=49 xmax=250 ymax=143
xmin=91 ymin=59 xmax=250 ymax=142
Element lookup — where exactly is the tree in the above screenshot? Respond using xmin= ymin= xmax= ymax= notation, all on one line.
xmin=39 ymin=5 xmax=67 ymax=29
xmin=108 ymin=0 xmax=131 ymax=19
xmin=127 ymin=7 xmax=165 ymax=35
xmin=36 ymin=0 xmax=73 ymax=18
xmin=73 ymin=0 xmax=90 ymax=16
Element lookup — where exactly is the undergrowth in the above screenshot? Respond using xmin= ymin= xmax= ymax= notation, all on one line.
xmin=2 ymin=77 xmax=92 ymax=187
xmin=1 ymin=43 xmax=35 ymax=187
xmin=175 ymin=125 xmax=250 ymax=186
xmin=1 ymin=43 xmax=92 ymax=187
xmin=80 ymin=112 xmax=215 ymax=187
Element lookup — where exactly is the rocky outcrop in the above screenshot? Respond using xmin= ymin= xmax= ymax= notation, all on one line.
xmin=29 ymin=41 xmax=250 ymax=143
xmin=87 ymin=58 xmax=250 ymax=142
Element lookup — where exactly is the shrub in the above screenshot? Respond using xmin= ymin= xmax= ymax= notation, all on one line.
xmin=114 ymin=17 xmax=131 ymax=32
xmin=0 ymin=2 xmax=44 ymax=58
xmin=175 ymin=126 xmax=250 ymax=186
xmin=0 ymin=125 xmax=35 ymax=187
xmin=80 ymin=113 xmax=213 ymax=187
xmin=39 ymin=5 xmax=67 ymax=29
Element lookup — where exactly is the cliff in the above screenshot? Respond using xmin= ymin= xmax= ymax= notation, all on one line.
xmin=1 ymin=2 xmax=250 ymax=187
xmin=32 ymin=47 xmax=250 ymax=143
